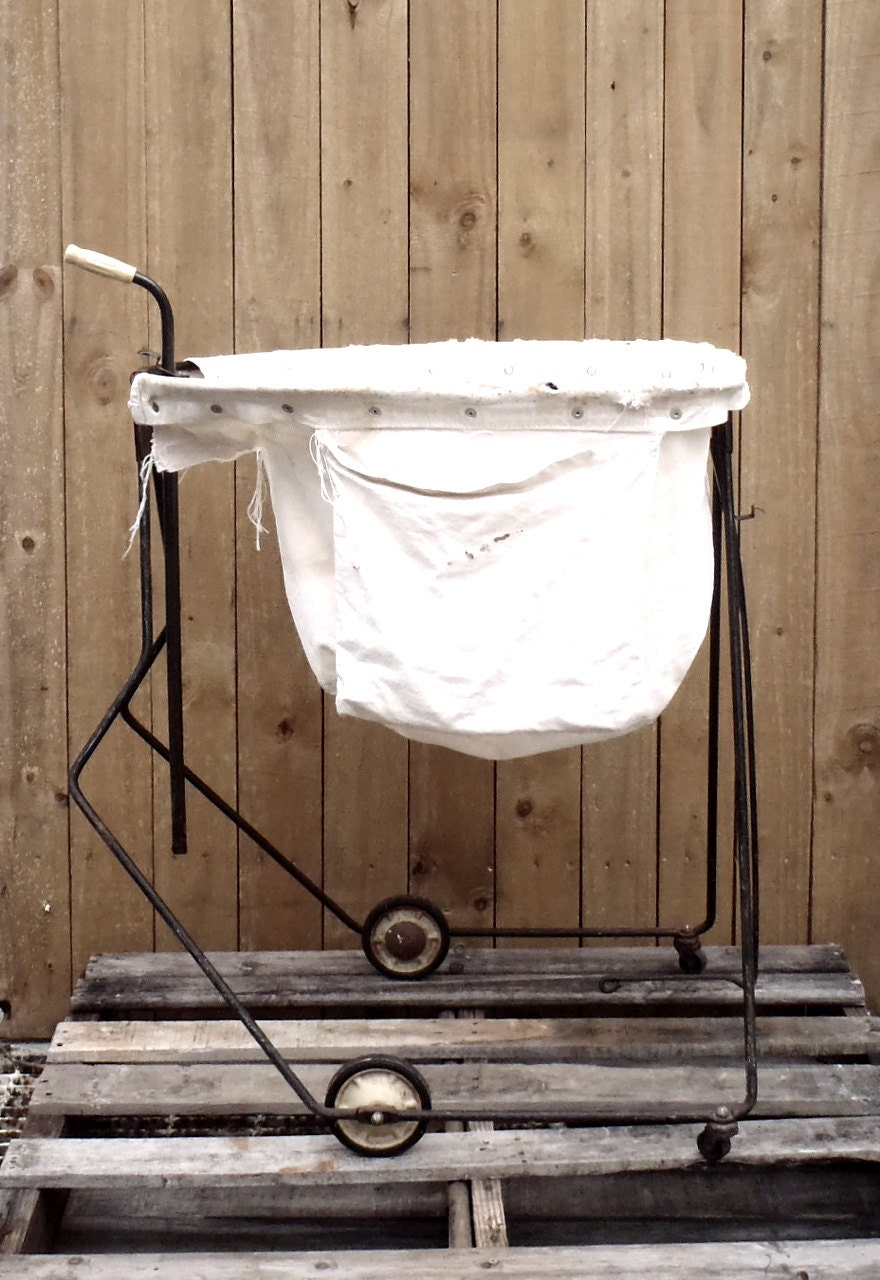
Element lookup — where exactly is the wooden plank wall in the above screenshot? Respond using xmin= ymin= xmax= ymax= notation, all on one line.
xmin=1 ymin=0 xmax=878 ymax=1038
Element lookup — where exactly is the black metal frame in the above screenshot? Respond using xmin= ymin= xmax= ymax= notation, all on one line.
xmin=68 ymin=267 xmax=759 ymax=1157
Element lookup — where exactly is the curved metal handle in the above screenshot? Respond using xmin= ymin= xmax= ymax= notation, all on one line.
xmin=64 ymin=244 xmax=138 ymax=283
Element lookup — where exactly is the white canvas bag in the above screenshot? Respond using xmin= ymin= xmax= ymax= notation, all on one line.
xmin=131 ymin=339 xmax=749 ymax=759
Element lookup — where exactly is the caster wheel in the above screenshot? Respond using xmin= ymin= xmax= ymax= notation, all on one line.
xmin=697 ymin=1108 xmax=738 ymax=1164
xmin=362 ymin=895 xmax=450 ymax=980
xmin=325 ymin=1055 xmax=431 ymax=1157
xmin=697 ymin=1127 xmax=732 ymax=1163
xmin=674 ymin=933 xmax=706 ymax=974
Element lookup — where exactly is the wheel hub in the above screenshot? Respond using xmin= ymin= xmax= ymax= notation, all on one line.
xmin=384 ymin=920 xmax=428 ymax=961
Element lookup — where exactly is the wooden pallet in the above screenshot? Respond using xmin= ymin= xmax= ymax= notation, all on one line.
xmin=3 ymin=943 xmax=880 ymax=1277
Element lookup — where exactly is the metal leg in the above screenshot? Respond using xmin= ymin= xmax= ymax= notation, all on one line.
xmin=695 ymin=415 xmax=761 ymax=1159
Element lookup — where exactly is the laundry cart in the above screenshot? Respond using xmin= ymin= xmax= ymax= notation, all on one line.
xmin=64 ymin=245 xmax=759 ymax=1162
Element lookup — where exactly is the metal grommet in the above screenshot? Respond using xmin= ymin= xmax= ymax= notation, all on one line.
xmin=369 ymin=406 xmax=381 ymax=417
xmin=586 ymin=367 xmax=596 ymax=376
xmin=571 ymin=407 xmax=584 ymax=419
xmin=464 ymin=407 xmax=477 ymax=418
xmin=150 ymin=401 xmax=159 ymax=413
xmin=210 ymin=404 xmax=223 ymax=415
xmin=670 ymin=407 xmax=683 ymax=420
xmin=281 ymin=403 xmax=294 ymax=414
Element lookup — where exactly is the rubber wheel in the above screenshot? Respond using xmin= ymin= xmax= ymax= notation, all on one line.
xmin=325 ymin=1054 xmax=431 ymax=1157
xmin=674 ymin=934 xmax=707 ymax=974
xmin=361 ymin=895 xmax=450 ymax=980
xmin=697 ymin=1126 xmax=732 ymax=1163
xmin=677 ymin=947 xmax=707 ymax=975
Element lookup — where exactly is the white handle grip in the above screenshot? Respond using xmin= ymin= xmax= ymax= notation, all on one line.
xmin=64 ymin=244 xmax=138 ymax=283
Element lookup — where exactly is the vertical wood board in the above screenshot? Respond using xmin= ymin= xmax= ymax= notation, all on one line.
xmin=60 ymin=0 xmax=154 ymax=976
xmin=740 ymin=0 xmax=823 ymax=943
xmin=0 ymin=0 xmax=70 ymax=1036
xmin=144 ymin=3 xmax=238 ymax=950
xmin=232 ymin=0 xmax=324 ymax=951
xmin=658 ymin=0 xmax=744 ymax=941
xmin=582 ymin=0 xmax=665 ymax=938
xmin=494 ymin=0 xmax=586 ymax=939
xmin=408 ymin=0 xmax=499 ymax=935
xmin=320 ymin=0 xmax=411 ymax=946
xmin=812 ymin=0 xmax=880 ymax=997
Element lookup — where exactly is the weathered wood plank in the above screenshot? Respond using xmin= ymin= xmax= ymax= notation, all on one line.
xmin=658 ymin=0 xmax=744 ymax=943
xmin=45 ymin=1011 xmax=880 ymax=1066
xmin=493 ymin=0 xmax=585 ymax=951
xmin=581 ymin=0 xmax=664 ymax=943
xmin=8 ymin=1114 xmax=880 ymax=1192
xmin=408 ymin=0 xmax=498 ymax=936
xmin=60 ymin=0 xmax=154 ymax=977
xmin=319 ymin=0 xmax=411 ymax=950
xmin=0 ymin=0 xmax=70 ymax=1037
xmin=231 ymin=0 xmax=324 ymax=952
xmin=67 ymin=946 xmax=865 ymax=1016
xmin=23 ymin=1061 xmax=880 ymax=1120
xmin=5 ymin=1240 xmax=880 ymax=1280
xmin=72 ymin=942 xmax=854 ymax=985
xmin=144 ymin=0 xmax=238 ymax=950
xmin=740 ymin=0 xmax=823 ymax=945
xmin=812 ymin=0 xmax=880 ymax=1005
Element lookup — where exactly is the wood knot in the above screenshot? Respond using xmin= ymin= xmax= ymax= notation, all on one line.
xmin=32 ymin=266 xmax=55 ymax=299
xmin=841 ymin=722 xmax=880 ymax=774
xmin=453 ymin=194 xmax=488 ymax=247
xmin=515 ymin=798 xmax=533 ymax=819
xmin=276 ymin=718 xmax=296 ymax=740
xmin=0 ymin=264 xmax=18 ymax=297
xmin=89 ymin=358 xmax=118 ymax=407
xmin=518 ymin=230 xmax=536 ymax=256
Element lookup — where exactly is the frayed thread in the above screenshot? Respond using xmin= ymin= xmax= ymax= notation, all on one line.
xmin=123 ymin=446 xmax=155 ymax=558
xmin=247 ymin=449 xmax=269 ymax=549
xmin=309 ymin=432 xmax=339 ymax=505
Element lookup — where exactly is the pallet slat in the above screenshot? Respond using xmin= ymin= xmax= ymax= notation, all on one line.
xmin=4 ymin=1239 xmax=880 ymax=1279
xmin=23 ymin=1060 xmax=880 ymax=1119
xmin=68 ymin=946 xmax=864 ymax=1015
xmin=6 ymin=1115 xmax=880 ymax=1191
xmin=46 ymin=1012 xmax=880 ymax=1064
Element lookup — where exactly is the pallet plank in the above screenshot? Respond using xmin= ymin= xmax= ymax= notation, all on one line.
xmin=68 ymin=946 xmax=864 ymax=1016
xmin=23 ymin=1061 xmax=880 ymax=1120
xmin=46 ymin=1012 xmax=880 ymax=1065
xmin=6 ymin=1115 xmax=880 ymax=1192
xmin=4 ymin=1239 xmax=880 ymax=1278
xmin=67 ymin=971 xmax=866 ymax=1015
xmin=73 ymin=942 xmax=853 ymax=983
